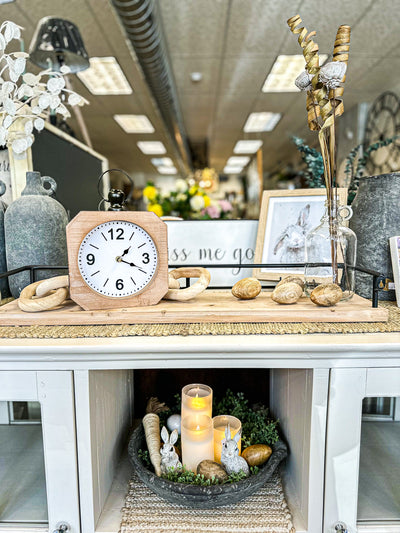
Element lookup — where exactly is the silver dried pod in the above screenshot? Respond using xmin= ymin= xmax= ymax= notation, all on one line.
xmin=319 ymin=61 xmax=347 ymax=89
xmin=295 ymin=70 xmax=313 ymax=91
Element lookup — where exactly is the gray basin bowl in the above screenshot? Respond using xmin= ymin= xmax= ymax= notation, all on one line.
xmin=128 ymin=423 xmax=288 ymax=509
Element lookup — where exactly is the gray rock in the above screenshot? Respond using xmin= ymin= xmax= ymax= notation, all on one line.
xmin=350 ymin=173 xmax=400 ymax=300
xmin=5 ymin=171 xmax=68 ymax=298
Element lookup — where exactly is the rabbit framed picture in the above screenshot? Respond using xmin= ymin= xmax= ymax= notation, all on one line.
xmin=253 ymin=188 xmax=347 ymax=281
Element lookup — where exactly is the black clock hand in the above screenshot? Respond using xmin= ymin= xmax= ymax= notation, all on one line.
xmin=118 ymin=258 xmax=139 ymax=267
xmin=120 ymin=246 xmax=131 ymax=258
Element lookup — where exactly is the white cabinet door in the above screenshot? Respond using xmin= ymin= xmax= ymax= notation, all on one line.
xmin=324 ymin=368 xmax=400 ymax=533
xmin=0 ymin=371 xmax=80 ymax=533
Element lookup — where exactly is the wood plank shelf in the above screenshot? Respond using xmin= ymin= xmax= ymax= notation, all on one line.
xmin=0 ymin=290 xmax=388 ymax=325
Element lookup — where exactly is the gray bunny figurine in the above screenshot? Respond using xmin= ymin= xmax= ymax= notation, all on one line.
xmin=220 ymin=425 xmax=250 ymax=477
xmin=160 ymin=426 xmax=182 ymax=474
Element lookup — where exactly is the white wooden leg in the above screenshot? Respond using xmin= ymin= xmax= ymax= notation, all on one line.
xmin=37 ymin=371 xmax=80 ymax=533
xmin=324 ymin=368 xmax=367 ymax=533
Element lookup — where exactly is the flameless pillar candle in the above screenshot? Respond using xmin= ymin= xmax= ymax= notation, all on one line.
xmin=181 ymin=383 xmax=212 ymax=420
xmin=181 ymin=415 xmax=214 ymax=472
xmin=213 ymin=415 xmax=242 ymax=463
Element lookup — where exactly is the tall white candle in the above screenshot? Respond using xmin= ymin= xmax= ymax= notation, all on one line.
xmin=181 ymin=414 xmax=214 ymax=473
xmin=181 ymin=383 xmax=212 ymax=421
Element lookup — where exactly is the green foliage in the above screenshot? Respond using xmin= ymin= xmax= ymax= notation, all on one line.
xmin=161 ymin=465 xmax=258 ymax=486
xmin=138 ymin=449 xmax=151 ymax=468
xmin=345 ymin=136 xmax=400 ymax=203
xmin=291 ymin=136 xmax=325 ymax=188
xmin=213 ymin=389 xmax=279 ymax=448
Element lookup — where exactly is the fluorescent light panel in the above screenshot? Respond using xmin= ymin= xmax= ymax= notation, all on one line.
xmin=223 ymin=165 xmax=244 ymax=174
xmin=151 ymin=157 xmax=174 ymax=167
xmin=262 ymin=54 xmax=328 ymax=93
xmin=234 ymin=140 xmax=263 ymax=154
xmin=137 ymin=141 xmax=166 ymax=154
xmin=157 ymin=165 xmax=177 ymax=175
xmin=114 ymin=114 xmax=154 ymax=133
xmin=77 ymin=57 xmax=132 ymax=95
xmin=226 ymin=156 xmax=250 ymax=167
xmin=244 ymin=112 xmax=282 ymax=132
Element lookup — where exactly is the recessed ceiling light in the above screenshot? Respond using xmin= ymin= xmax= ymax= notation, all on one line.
xmin=151 ymin=157 xmax=174 ymax=167
xmin=157 ymin=165 xmax=178 ymax=175
xmin=190 ymin=72 xmax=203 ymax=82
xmin=223 ymin=165 xmax=244 ymax=174
xmin=226 ymin=156 xmax=250 ymax=167
xmin=234 ymin=140 xmax=263 ymax=154
xmin=244 ymin=112 xmax=282 ymax=132
xmin=114 ymin=114 xmax=154 ymax=133
xmin=137 ymin=141 xmax=167 ymax=154
xmin=77 ymin=57 xmax=132 ymax=95
xmin=262 ymin=54 xmax=328 ymax=93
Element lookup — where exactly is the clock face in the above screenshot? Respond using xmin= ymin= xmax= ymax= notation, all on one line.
xmin=364 ymin=91 xmax=400 ymax=174
xmin=78 ymin=220 xmax=158 ymax=298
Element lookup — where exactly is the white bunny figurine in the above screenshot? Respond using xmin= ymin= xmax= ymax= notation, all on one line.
xmin=160 ymin=426 xmax=182 ymax=474
xmin=220 ymin=425 xmax=250 ymax=477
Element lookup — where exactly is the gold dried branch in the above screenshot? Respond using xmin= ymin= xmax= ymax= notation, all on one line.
xmin=330 ymin=25 xmax=351 ymax=112
xmin=287 ymin=14 xmax=325 ymax=131
xmin=146 ymin=396 xmax=169 ymax=414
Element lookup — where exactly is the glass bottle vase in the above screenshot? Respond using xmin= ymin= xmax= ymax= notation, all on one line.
xmin=304 ymin=200 xmax=357 ymax=301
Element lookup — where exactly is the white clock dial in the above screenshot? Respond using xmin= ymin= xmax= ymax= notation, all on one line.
xmin=78 ymin=220 xmax=158 ymax=298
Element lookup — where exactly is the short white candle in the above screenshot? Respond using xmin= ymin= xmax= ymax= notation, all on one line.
xmin=181 ymin=414 xmax=214 ymax=473
xmin=181 ymin=383 xmax=213 ymax=421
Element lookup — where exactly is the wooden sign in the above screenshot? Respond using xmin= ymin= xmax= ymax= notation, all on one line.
xmin=165 ymin=220 xmax=258 ymax=287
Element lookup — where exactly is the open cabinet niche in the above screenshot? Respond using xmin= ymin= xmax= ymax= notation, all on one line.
xmin=74 ymin=367 xmax=329 ymax=533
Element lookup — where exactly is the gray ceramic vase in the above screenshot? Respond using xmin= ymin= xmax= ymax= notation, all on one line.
xmin=0 ymin=180 xmax=10 ymax=299
xmin=350 ymin=172 xmax=400 ymax=300
xmin=5 ymin=171 xmax=68 ymax=298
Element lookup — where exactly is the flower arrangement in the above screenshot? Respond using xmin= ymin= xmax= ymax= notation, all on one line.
xmin=287 ymin=15 xmax=351 ymax=282
xmin=0 ymin=21 xmax=88 ymax=158
xmin=143 ymin=178 xmax=233 ymax=220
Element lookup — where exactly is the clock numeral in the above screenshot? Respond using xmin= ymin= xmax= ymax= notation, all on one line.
xmin=86 ymin=253 xmax=95 ymax=265
xmin=142 ymin=252 xmax=150 ymax=264
xmin=116 ymin=279 xmax=124 ymax=290
xmin=108 ymin=228 xmax=124 ymax=240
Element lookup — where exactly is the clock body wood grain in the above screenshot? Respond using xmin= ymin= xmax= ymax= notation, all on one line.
xmin=66 ymin=211 xmax=168 ymax=310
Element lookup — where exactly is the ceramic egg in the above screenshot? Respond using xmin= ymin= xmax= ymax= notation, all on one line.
xmin=167 ymin=414 xmax=181 ymax=435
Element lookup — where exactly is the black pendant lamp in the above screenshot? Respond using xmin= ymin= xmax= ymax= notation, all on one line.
xmin=29 ymin=17 xmax=89 ymax=73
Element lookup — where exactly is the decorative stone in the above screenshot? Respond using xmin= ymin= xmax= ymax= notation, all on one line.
xmin=4 ymin=171 xmax=68 ymax=298
xmin=310 ymin=283 xmax=342 ymax=307
xmin=271 ymin=282 xmax=303 ymax=304
xmin=242 ymin=444 xmax=272 ymax=467
xmin=196 ymin=460 xmax=228 ymax=482
xmin=166 ymin=414 xmax=181 ymax=435
xmin=350 ymin=173 xmax=400 ymax=300
xmin=232 ymin=277 xmax=262 ymax=300
xmin=275 ymin=275 xmax=305 ymax=290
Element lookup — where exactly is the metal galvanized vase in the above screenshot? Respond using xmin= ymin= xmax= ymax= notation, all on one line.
xmin=0 ymin=180 xmax=10 ymax=299
xmin=350 ymin=173 xmax=400 ymax=300
xmin=5 ymin=171 xmax=68 ymax=298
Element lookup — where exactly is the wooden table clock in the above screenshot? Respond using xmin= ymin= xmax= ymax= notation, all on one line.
xmin=66 ymin=171 xmax=168 ymax=311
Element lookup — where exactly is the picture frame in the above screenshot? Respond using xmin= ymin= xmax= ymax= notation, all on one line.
xmin=253 ymin=188 xmax=348 ymax=281
xmin=389 ymin=236 xmax=400 ymax=307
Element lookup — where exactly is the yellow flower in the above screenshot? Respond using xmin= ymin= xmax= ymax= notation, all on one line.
xmin=147 ymin=203 xmax=163 ymax=217
xmin=189 ymin=185 xmax=198 ymax=196
xmin=143 ymin=185 xmax=158 ymax=201
xmin=203 ymin=194 xmax=211 ymax=207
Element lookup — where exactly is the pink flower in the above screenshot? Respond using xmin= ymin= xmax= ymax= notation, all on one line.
xmin=218 ymin=200 xmax=232 ymax=212
xmin=204 ymin=205 xmax=221 ymax=219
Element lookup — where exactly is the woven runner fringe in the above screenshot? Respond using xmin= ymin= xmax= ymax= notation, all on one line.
xmin=0 ymin=301 xmax=398 ymax=339
xmin=120 ymin=471 xmax=295 ymax=533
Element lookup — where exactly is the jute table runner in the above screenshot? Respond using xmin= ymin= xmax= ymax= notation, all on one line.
xmin=0 ymin=301 xmax=398 ymax=338
xmin=121 ymin=471 xmax=295 ymax=533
